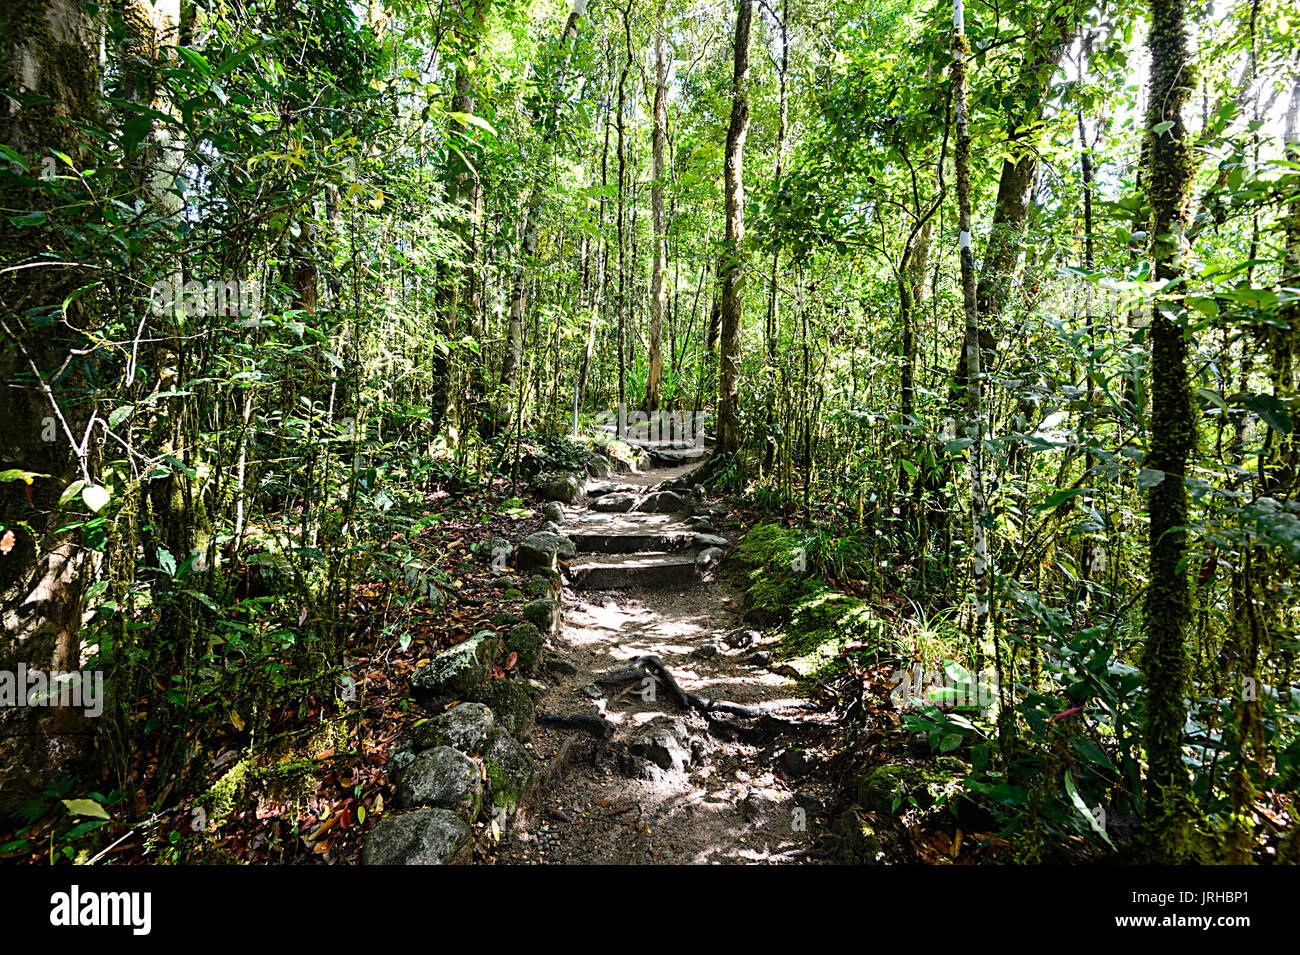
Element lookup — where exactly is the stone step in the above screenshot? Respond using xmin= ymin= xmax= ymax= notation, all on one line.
xmin=566 ymin=552 xmax=699 ymax=591
xmin=594 ymin=426 xmax=708 ymax=453
xmin=635 ymin=440 xmax=703 ymax=451
xmin=563 ymin=512 xmax=676 ymax=530
xmin=647 ymin=447 xmax=707 ymax=464
xmin=567 ymin=528 xmax=697 ymax=554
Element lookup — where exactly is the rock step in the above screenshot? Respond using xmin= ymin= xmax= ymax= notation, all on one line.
xmin=647 ymin=447 xmax=707 ymax=464
xmin=567 ymin=552 xmax=700 ymax=591
xmin=562 ymin=512 xmax=675 ymax=530
xmin=593 ymin=426 xmax=708 ymax=453
xmin=565 ymin=529 xmax=696 ymax=554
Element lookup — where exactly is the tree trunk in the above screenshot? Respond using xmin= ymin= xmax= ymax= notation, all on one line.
xmin=715 ymin=0 xmax=753 ymax=458
xmin=432 ymin=0 xmax=491 ymax=442
xmin=578 ymin=61 xmax=615 ymax=415
xmin=946 ymin=4 xmax=1076 ymax=417
xmin=500 ymin=0 xmax=588 ymax=389
xmin=953 ymin=0 xmax=992 ymax=673
xmin=1078 ymin=30 xmax=1107 ymax=587
xmin=643 ymin=17 xmax=668 ymax=412
xmin=973 ymin=7 xmax=1076 ymax=325
xmin=1141 ymin=0 xmax=1196 ymax=863
xmin=0 ymin=0 xmax=102 ymax=810
xmin=614 ymin=2 xmax=632 ymax=422
xmin=761 ymin=0 xmax=789 ymax=474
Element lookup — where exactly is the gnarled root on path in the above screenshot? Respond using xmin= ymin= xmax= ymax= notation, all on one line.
xmin=536 ymin=712 xmax=617 ymax=741
xmin=596 ymin=654 xmax=821 ymax=724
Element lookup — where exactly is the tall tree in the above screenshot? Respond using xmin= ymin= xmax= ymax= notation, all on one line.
xmin=614 ymin=0 xmax=633 ymax=419
xmin=715 ymin=0 xmax=753 ymax=459
xmin=0 ymin=0 xmax=102 ymax=809
xmin=577 ymin=47 xmax=616 ymax=416
xmin=974 ymin=2 xmax=1078 ymax=324
xmin=948 ymin=1 xmax=1079 ymax=414
xmin=1141 ymin=0 xmax=1196 ymax=863
xmin=643 ymin=14 xmax=668 ymax=412
xmin=953 ymin=0 xmax=992 ymax=673
xmin=432 ymin=0 xmax=492 ymax=443
xmin=500 ymin=0 xmax=589 ymax=390
xmin=761 ymin=0 xmax=790 ymax=474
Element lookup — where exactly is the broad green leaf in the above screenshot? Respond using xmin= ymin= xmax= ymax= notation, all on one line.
xmin=1040 ymin=487 xmax=1089 ymax=511
xmin=176 ymin=47 xmax=213 ymax=77
xmin=1244 ymin=393 xmax=1292 ymax=435
xmin=1064 ymin=772 xmax=1114 ymax=848
xmin=447 ymin=111 xmax=497 ymax=136
xmin=7 ymin=211 xmax=46 ymax=228
xmin=61 ymin=798 xmax=111 ymax=820
xmin=81 ymin=484 xmax=110 ymax=513
xmin=0 ymin=469 xmax=50 ymax=485
xmin=59 ymin=480 xmax=87 ymax=507
xmin=1136 ymin=468 xmax=1165 ymax=489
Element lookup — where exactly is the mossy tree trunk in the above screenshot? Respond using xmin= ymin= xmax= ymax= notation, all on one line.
xmin=614 ymin=0 xmax=632 ymax=420
xmin=973 ymin=5 xmax=1077 ymax=325
xmin=952 ymin=0 xmax=991 ymax=672
xmin=0 ymin=0 xmax=102 ymax=810
xmin=577 ymin=56 xmax=614 ymax=416
xmin=761 ymin=0 xmax=789 ymax=477
xmin=1141 ymin=0 xmax=1197 ymax=863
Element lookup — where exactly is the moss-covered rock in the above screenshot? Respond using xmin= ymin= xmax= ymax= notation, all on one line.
xmin=490 ymin=609 xmax=518 ymax=628
xmin=469 ymin=678 xmax=535 ymax=739
xmin=393 ymin=746 xmax=483 ymax=818
xmin=361 ymin=808 xmax=472 ymax=865
xmin=730 ymin=523 xmax=890 ymax=681
xmin=411 ymin=632 xmax=498 ymax=703
xmin=483 ymin=731 xmax=540 ymax=813
xmin=506 ymin=622 xmax=545 ymax=671
xmin=835 ymin=808 xmax=883 ymax=863
xmin=388 ymin=743 xmax=416 ymax=777
xmin=412 ymin=702 xmax=497 ymax=755
xmin=523 ymin=574 xmax=558 ymax=599
xmin=539 ymin=472 xmax=584 ymax=503
xmin=856 ymin=763 xmax=960 ymax=816
xmin=473 ymin=537 xmax=513 ymax=564
xmin=523 ymin=597 xmax=560 ymax=636
xmin=516 ymin=532 xmax=577 ymax=574
xmin=584 ymin=453 xmax=613 ymax=478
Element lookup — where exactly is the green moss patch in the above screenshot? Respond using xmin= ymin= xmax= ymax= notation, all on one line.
xmin=733 ymin=523 xmax=890 ymax=681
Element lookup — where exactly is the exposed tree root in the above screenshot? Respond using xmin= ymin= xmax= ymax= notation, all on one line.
xmin=768 ymin=846 xmax=836 ymax=862
xmin=537 ymin=735 xmax=579 ymax=786
xmin=537 ymin=712 xmax=617 ymax=742
xmin=596 ymin=654 xmax=820 ymax=725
